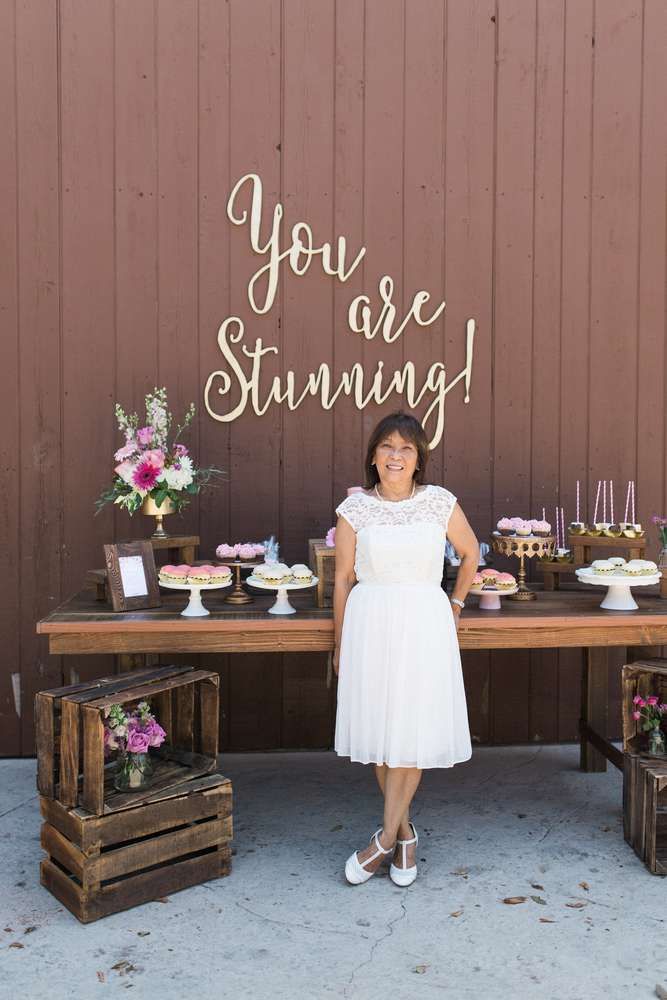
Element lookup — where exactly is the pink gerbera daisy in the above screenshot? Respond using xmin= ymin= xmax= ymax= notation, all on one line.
xmin=132 ymin=460 xmax=161 ymax=491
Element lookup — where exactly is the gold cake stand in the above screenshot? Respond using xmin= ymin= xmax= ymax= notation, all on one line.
xmin=490 ymin=534 xmax=556 ymax=600
xmin=218 ymin=559 xmax=262 ymax=605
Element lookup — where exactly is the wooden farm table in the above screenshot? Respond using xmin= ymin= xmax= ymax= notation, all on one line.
xmin=37 ymin=585 xmax=667 ymax=776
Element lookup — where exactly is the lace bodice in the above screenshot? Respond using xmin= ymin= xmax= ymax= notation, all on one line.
xmin=335 ymin=485 xmax=457 ymax=586
xmin=335 ymin=484 xmax=457 ymax=533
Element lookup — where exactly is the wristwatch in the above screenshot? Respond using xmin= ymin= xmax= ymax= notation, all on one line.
xmin=450 ymin=597 xmax=465 ymax=610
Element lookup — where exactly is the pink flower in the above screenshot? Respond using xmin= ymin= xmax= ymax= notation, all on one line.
xmin=103 ymin=726 xmax=118 ymax=751
xmin=174 ymin=444 xmax=189 ymax=457
xmin=146 ymin=720 xmax=166 ymax=748
xmin=647 ymin=696 xmax=659 ymax=706
xmin=126 ymin=728 xmax=151 ymax=754
xmin=325 ymin=526 xmax=336 ymax=547
xmin=137 ymin=425 xmax=154 ymax=447
xmin=635 ymin=697 xmax=647 ymax=709
xmin=132 ymin=460 xmax=161 ymax=491
xmin=632 ymin=694 xmax=644 ymax=705
xmin=114 ymin=439 xmax=137 ymax=462
xmin=632 ymin=711 xmax=641 ymax=720
xmin=142 ymin=448 xmax=165 ymax=469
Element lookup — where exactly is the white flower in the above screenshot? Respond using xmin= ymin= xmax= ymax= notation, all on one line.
xmin=163 ymin=455 xmax=194 ymax=491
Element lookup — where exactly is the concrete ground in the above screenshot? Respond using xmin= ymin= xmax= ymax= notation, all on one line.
xmin=0 ymin=745 xmax=665 ymax=1000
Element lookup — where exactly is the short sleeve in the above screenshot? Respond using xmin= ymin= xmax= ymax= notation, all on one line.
xmin=335 ymin=495 xmax=363 ymax=532
xmin=438 ymin=486 xmax=458 ymax=532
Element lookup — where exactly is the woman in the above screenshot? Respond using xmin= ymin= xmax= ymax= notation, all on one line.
xmin=333 ymin=411 xmax=479 ymax=886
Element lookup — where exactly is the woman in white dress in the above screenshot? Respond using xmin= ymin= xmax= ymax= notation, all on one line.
xmin=333 ymin=411 xmax=479 ymax=886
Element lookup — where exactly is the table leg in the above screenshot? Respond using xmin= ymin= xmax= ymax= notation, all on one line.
xmin=580 ymin=646 xmax=609 ymax=772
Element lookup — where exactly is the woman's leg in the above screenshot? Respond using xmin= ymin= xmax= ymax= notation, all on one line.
xmin=356 ymin=765 xmax=422 ymax=872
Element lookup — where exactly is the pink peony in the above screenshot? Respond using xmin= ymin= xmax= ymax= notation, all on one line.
xmin=137 ymin=425 xmax=154 ymax=447
xmin=132 ymin=460 xmax=161 ymax=491
xmin=632 ymin=711 xmax=641 ymax=720
xmin=647 ymin=696 xmax=659 ymax=706
xmin=126 ymin=728 xmax=151 ymax=754
xmin=325 ymin=526 xmax=336 ymax=547
xmin=142 ymin=448 xmax=165 ymax=468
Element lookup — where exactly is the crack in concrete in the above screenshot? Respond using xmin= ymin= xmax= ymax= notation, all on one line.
xmin=234 ymin=899 xmax=360 ymax=938
xmin=477 ymin=745 xmax=544 ymax=788
xmin=344 ymin=898 xmax=408 ymax=997
xmin=0 ymin=794 xmax=37 ymax=820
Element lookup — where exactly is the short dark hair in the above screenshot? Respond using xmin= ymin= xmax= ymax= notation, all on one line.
xmin=364 ymin=411 xmax=430 ymax=488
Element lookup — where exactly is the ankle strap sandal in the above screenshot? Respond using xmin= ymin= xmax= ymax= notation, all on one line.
xmin=345 ymin=827 xmax=395 ymax=885
xmin=389 ymin=822 xmax=418 ymax=886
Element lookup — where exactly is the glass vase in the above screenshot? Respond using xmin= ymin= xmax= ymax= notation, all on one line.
xmin=113 ymin=751 xmax=154 ymax=792
xmin=647 ymin=727 xmax=666 ymax=757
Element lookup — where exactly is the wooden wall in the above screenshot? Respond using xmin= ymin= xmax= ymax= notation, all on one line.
xmin=1 ymin=0 xmax=666 ymax=756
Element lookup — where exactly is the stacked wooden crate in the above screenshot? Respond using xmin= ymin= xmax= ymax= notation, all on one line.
xmin=35 ymin=665 xmax=232 ymax=921
xmin=621 ymin=659 xmax=667 ymax=876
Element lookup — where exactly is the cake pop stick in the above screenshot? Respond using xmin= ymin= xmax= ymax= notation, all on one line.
xmin=602 ymin=479 xmax=607 ymax=523
xmin=609 ymin=479 xmax=614 ymax=524
xmin=542 ymin=506 xmax=546 ymax=521
xmin=555 ymin=506 xmax=559 ymax=549
xmin=624 ymin=480 xmax=631 ymax=524
xmin=576 ymin=480 xmax=580 ymax=523
xmin=631 ymin=480 xmax=636 ymax=524
xmin=593 ymin=479 xmax=601 ymax=525
xmin=560 ymin=506 xmax=566 ymax=549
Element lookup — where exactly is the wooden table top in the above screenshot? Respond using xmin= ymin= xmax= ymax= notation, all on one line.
xmin=36 ymin=583 xmax=667 ymax=653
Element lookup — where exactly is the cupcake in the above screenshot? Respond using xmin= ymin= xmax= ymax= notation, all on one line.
xmin=252 ymin=543 xmax=266 ymax=557
xmin=591 ymin=559 xmax=614 ymax=574
xmin=291 ymin=563 xmax=313 ymax=583
xmin=216 ymin=543 xmax=238 ymax=560
xmin=255 ymin=562 xmax=292 ymax=584
xmin=187 ymin=566 xmax=212 ymax=585
xmin=533 ymin=520 xmax=552 ymax=537
xmin=608 ymin=557 xmax=626 ymax=570
xmin=472 ymin=572 xmax=484 ymax=587
xmin=622 ymin=560 xmax=643 ymax=576
xmin=510 ymin=517 xmax=524 ymax=530
xmin=237 ymin=543 xmax=257 ymax=561
xmin=515 ymin=520 xmax=532 ymax=537
xmin=495 ymin=572 xmax=516 ymax=590
xmin=209 ymin=565 xmax=233 ymax=585
xmin=639 ymin=559 xmax=658 ymax=575
xmin=162 ymin=565 xmax=190 ymax=585
xmin=480 ymin=568 xmax=497 ymax=585
xmin=159 ymin=564 xmax=180 ymax=582
xmin=496 ymin=517 xmax=514 ymax=536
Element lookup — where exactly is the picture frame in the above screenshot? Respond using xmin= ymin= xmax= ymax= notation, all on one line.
xmin=103 ymin=540 xmax=161 ymax=612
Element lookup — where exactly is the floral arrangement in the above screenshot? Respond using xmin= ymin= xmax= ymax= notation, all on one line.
xmin=96 ymin=387 xmax=222 ymax=515
xmin=631 ymin=693 xmax=667 ymax=732
xmin=104 ymin=700 xmax=166 ymax=756
xmin=651 ymin=515 xmax=667 ymax=548
xmin=104 ymin=700 xmax=167 ymax=790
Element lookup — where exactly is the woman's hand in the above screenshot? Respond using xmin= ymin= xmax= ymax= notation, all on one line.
xmin=452 ymin=605 xmax=462 ymax=632
xmin=332 ymin=648 xmax=340 ymax=675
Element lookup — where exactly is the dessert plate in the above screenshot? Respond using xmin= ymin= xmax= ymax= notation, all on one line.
xmin=246 ymin=575 xmax=319 ymax=615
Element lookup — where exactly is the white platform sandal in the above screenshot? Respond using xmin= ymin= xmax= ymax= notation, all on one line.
xmin=389 ymin=821 xmax=418 ymax=886
xmin=345 ymin=828 xmax=395 ymax=885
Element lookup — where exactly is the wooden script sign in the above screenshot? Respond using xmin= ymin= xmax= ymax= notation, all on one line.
xmin=205 ymin=173 xmax=477 ymax=449
xmin=103 ymin=541 xmax=161 ymax=613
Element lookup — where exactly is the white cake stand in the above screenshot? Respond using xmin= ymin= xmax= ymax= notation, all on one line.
xmin=246 ymin=575 xmax=319 ymax=614
xmin=159 ymin=578 xmax=233 ymax=617
xmin=468 ymin=584 xmax=519 ymax=610
xmin=575 ymin=568 xmax=660 ymax=611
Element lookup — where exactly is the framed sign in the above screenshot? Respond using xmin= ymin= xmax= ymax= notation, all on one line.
xmin=103 ymin=541 xmax=161 ymax=612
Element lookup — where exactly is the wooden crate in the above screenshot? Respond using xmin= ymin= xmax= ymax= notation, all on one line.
xmin=40 ymin=773 xmax=232 ymax=922
xmin=308 ymin=538 xmax=335 ymax=608
xmin=35 ymin=665 xmax=196 ymax=801
xmin=623 ymin=752 xmax=667 ymax=875
xmin=621 ymin=659 xmax=667 ymax=754
xmin=36 ymin=665 xmax=220 ymax=814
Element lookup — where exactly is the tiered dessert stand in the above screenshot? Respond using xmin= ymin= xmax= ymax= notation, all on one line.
xmin=575 ymin=567 xmax=660 ymax=611
xmin=491 ymin=534 xmax=556 ymax=600
xmin=245 ymin=575 xmax=319 ymax=615
xmin=159 ymin=578 xmax=233 ymax=617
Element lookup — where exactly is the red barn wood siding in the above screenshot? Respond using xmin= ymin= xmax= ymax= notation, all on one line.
xmin=2 ymin=0 xmax=666 ymax=755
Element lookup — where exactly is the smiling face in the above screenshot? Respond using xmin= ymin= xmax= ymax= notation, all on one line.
xmin=373 ymin=431 xmax=419 ymax=490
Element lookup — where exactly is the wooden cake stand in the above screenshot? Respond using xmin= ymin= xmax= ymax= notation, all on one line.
xmin=491 ymin=534 xmax=555 ymax=601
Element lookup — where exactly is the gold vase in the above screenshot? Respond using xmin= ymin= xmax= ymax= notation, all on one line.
xmin=141 ymin=495 xmax=176 ymax=538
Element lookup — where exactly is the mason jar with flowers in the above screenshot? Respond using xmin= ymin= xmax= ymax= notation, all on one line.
xmin=104 ymin=701 xmax=167 ymax=791
xmin=96 ymin=387 xmax=223 ymax=537
xmin=632 ymin=694 xmax=667 ymax=757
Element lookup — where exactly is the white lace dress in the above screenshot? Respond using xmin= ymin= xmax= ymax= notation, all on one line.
xmin=334 ymin=484 xmax=473 ymax=769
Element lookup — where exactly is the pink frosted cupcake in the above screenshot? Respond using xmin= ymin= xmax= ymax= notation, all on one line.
xmin=216 ymin=543 xmax=238 ymax=561
xmin=187 ymin=566 xmax=212 ymax=585
xmin=252 ymin=543 xmax=265 ymax=557
xmin=209 ymin=565 xmax=232 ymax=585
xmin=515 ymin=520 xmax=532 ymax=536
xmin=495 ymin=572 xmax=516 ymax=590
xmin=496 ymin=517 xmax=514 ymax=536
xmin=509 ymin=517 xmax=524 ymax=530
xmin=159 ymin=564 xmax=180 ymax=582
xmin=237 ymin=543 xmax=257 ymax=561
xmin=472 ymin=572 xmax=484 ymax=587
xmin=480 ymin=568 xmax=497 ymax=585
xmin=533 ymin=519 xmax=551 ymax=537
xmin=161 ymin=565 xmax=189 ymax=585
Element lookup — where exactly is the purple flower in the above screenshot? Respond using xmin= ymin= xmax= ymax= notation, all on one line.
xmin=137 ymin=425 xmax=154 ymax=447
xmin=174 ymin=444 xmax=188 ymax=457
xmin=114 ymin=439 xmax=137 ymax=462
xmin=146 ymin=719 xmax=166 ymax=749
xmin=126 ymin=728 xmax=151 ymax=754
xmin=325 ymin=526 xmax=336 ymax=547
xmin=132 ymin=460 xmax=161 ymax=491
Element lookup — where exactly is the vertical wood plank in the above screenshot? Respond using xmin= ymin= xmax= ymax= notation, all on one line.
xmin=82 ymin=705 xmax=105 ymax=814
xmin=580 ymin=646 xmax=609 ymax=772
xmin=0 ymin=0 xmax=22 ymax=755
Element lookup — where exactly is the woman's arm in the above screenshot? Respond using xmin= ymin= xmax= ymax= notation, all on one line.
xmin=446 ymin=502 xmax=480 ymax=631
xmin=332 ymin=515 xmax=357 ymax=675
